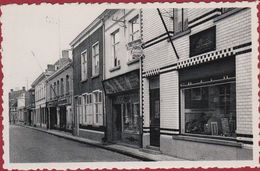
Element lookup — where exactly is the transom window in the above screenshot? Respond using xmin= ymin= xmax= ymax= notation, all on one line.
xmin=112 ymin=30 xmax=120 ymax=67
xmin=81 ymin=50 xmax=88 ymax=81
xmin=92 ymin=42 xmax=99 ymax=76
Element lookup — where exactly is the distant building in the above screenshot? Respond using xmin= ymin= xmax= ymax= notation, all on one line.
xmin=26 ymin=87 xmax=35 ymax=126
xmin=46 ymin=51 xmax=73 ymax=132
xmin=17 ymin=89 xmax=29 ymax=124
xmin=32 ymin=65 xmax=55 ymax=128
xmin=9 ymin=87 xmax=26 ymax=124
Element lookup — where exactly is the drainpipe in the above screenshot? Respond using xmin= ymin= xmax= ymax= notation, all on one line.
xmin=71 ymin=52 xmax=78 ymax=136
xmin=102 ymin=17 xmax=107 ymax=143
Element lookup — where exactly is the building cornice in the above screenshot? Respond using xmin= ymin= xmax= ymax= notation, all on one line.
xmin=69 ymin=9 xmax=117 ymax=48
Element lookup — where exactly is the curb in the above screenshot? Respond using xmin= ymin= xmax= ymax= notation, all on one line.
xmin=19 ymin=124 xmax=154 ymax=161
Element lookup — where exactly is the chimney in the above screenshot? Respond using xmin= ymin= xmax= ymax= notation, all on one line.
xmin=47 ymin=64 xmax=55 ymax=71
xmin=62 ymin=50 xmax=69 ymax=59
xmin=22 ymin=86 xmax=26 ymax=91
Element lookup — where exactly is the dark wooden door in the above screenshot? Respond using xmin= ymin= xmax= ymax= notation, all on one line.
xmin=113 ymin=104 xmax=122 ymax=141
xmin=60 ymin=106 xmax=67 ymax=130
xmin=50 ymin=107 xmax=57 ymax=129
xmin=150 ymin=89 xmax=160 ymax=147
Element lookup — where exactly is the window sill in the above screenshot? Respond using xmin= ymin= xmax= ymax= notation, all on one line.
xmin=109 ymin=65 xmax=121 ymax=72
xmin=127 ymin=58 xmax=139 ymax=65
xmin=214 ymin=8 xmax=247 ymax=23
xmin=169 ymin=29 xmax=191 ymax=42
xmin=81 ymin=79 xmax=88 ymax=83
xmin=172 ymin=134 xmax=242 ymax=148
xmin=91 ymin=74 xmax=99 ymax=79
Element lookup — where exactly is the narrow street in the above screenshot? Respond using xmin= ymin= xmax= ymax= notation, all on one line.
xmin=9 ymin=125 xmax=141 ymax=163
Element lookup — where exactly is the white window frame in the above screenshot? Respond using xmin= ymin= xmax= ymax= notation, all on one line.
xmin=111 ymin=29 xmax=120 ymax=67
xmin=92 ymin=42 xmax=99 ymax=76
xmin=77 ymin=96 xmax=83 ymax=125
xmin=81 ymin=50 xmax=88 ymax=81
xmin=86 ymin=93 xmax=93 ymax=125
xmin=93 ymin=90 xmax=103 ymax=126
xmin=129 ymin=15 xmax=140 ymax=42
xmin=173 ymin=8 xmax=188 ymax=34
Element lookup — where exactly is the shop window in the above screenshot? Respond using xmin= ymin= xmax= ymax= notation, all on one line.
xmin=129 ymin=15 xmax=140 ymax=42
xmin=92 ymin=42 xmax=99 ymax=76
xmin=183 ymin=82 xmax=236 ymax=137
xmin=173 ymin=8 xmax=188 ymax=34
xmin=81 ymin=50 xmax=88 ymax=81
xmin=93 ymin=91 xmax=103 ymax=126
xmin=122 ymin=102 xmax=140 ymax=134
xmin=112 ymin=29 xmax=120 ymax=67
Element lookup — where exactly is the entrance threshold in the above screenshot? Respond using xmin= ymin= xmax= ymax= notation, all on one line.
xmin=141 ymin=145 xmax=162 ymax=155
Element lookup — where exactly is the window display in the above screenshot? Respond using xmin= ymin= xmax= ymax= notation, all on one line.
xmin=122 ymin=102 xmax=140 ymax=134
xmin=183 ymin=82 xmax=236 ymax=137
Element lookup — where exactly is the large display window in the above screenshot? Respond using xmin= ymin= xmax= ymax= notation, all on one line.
xmin=182 ymin=82 xmax=236 ymax=137
xmin=122 ymin=102 xmax=140 ymax=134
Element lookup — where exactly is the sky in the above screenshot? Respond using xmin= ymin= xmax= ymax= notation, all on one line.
xmin=1 ymin=4 xmax=105 ymax=91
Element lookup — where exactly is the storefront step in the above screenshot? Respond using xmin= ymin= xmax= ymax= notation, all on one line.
xmin=140 ymin=146 xmax=162 ymax=155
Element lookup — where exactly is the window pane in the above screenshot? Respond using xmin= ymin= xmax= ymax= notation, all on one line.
xmin=114 ymin=31 xmax=119 ymax=43
xmin=184 ymin=83 xmax=236 ymax=137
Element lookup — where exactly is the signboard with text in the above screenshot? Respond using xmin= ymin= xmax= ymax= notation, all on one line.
xmin=190 ymin=26 xmax=216 ymax=57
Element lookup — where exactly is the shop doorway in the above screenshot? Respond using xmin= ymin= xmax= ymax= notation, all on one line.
xmin=113 ymin=104 xmax=122 ymax=141
xmin=149 ymin=76 xmax=160 ymax=147
xmin=50 ymin=107 xmax=57 ymax=129
xmin=60 ymin=106 xmax=67 ymax=130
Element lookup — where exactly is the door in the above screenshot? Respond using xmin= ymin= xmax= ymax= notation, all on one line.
xmin=113 ymin=104 xmax=122 ymax=141
xmin=150 ymin=89 xmax=160 ymax=147
xmin=50 ymin=107 xmax=57 ymax=129
xmin=60 ymin=106 xmax=67 ymax=130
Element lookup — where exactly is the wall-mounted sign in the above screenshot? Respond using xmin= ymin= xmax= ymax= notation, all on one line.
xmin=126 ymin=39 xmax=143 ymax=59
xmin=190 ymin=26 xmax=216 ymax=57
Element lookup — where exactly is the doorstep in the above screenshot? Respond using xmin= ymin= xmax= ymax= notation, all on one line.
xmin=19 ymin=124 xmax=185 ymax=161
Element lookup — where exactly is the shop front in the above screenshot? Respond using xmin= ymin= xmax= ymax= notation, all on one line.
xmin=103 ymin=70 xmax=141 ymax=147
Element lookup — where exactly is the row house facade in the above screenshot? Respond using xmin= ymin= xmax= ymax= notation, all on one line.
xmin=46 ymin=53 xmax=73 ymax=132
xmin=31 ymin=65 xmax=55 ymax=128
xmin=102 ymin=9 xmax=142 ymax=147
xmin=17 ymin=90 xmax=30 ymax=124
xmin=141 ymin=8 xmax=253 ymax=160
xmin=70 ymin=12 xmax=105 ymax=142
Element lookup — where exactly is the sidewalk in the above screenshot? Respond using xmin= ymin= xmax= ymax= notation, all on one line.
xmin=20 ymin=124 xmax=185 ymax=161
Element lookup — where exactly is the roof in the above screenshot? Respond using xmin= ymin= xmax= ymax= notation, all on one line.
xmin=69 ymin=9 xmax=117 ymax=47
xmin=46 ymin=61 xmax=72 ymax=81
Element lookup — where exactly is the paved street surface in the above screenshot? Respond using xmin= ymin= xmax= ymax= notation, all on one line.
xmin=10 ymin=125 xmax=140 ymax=163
